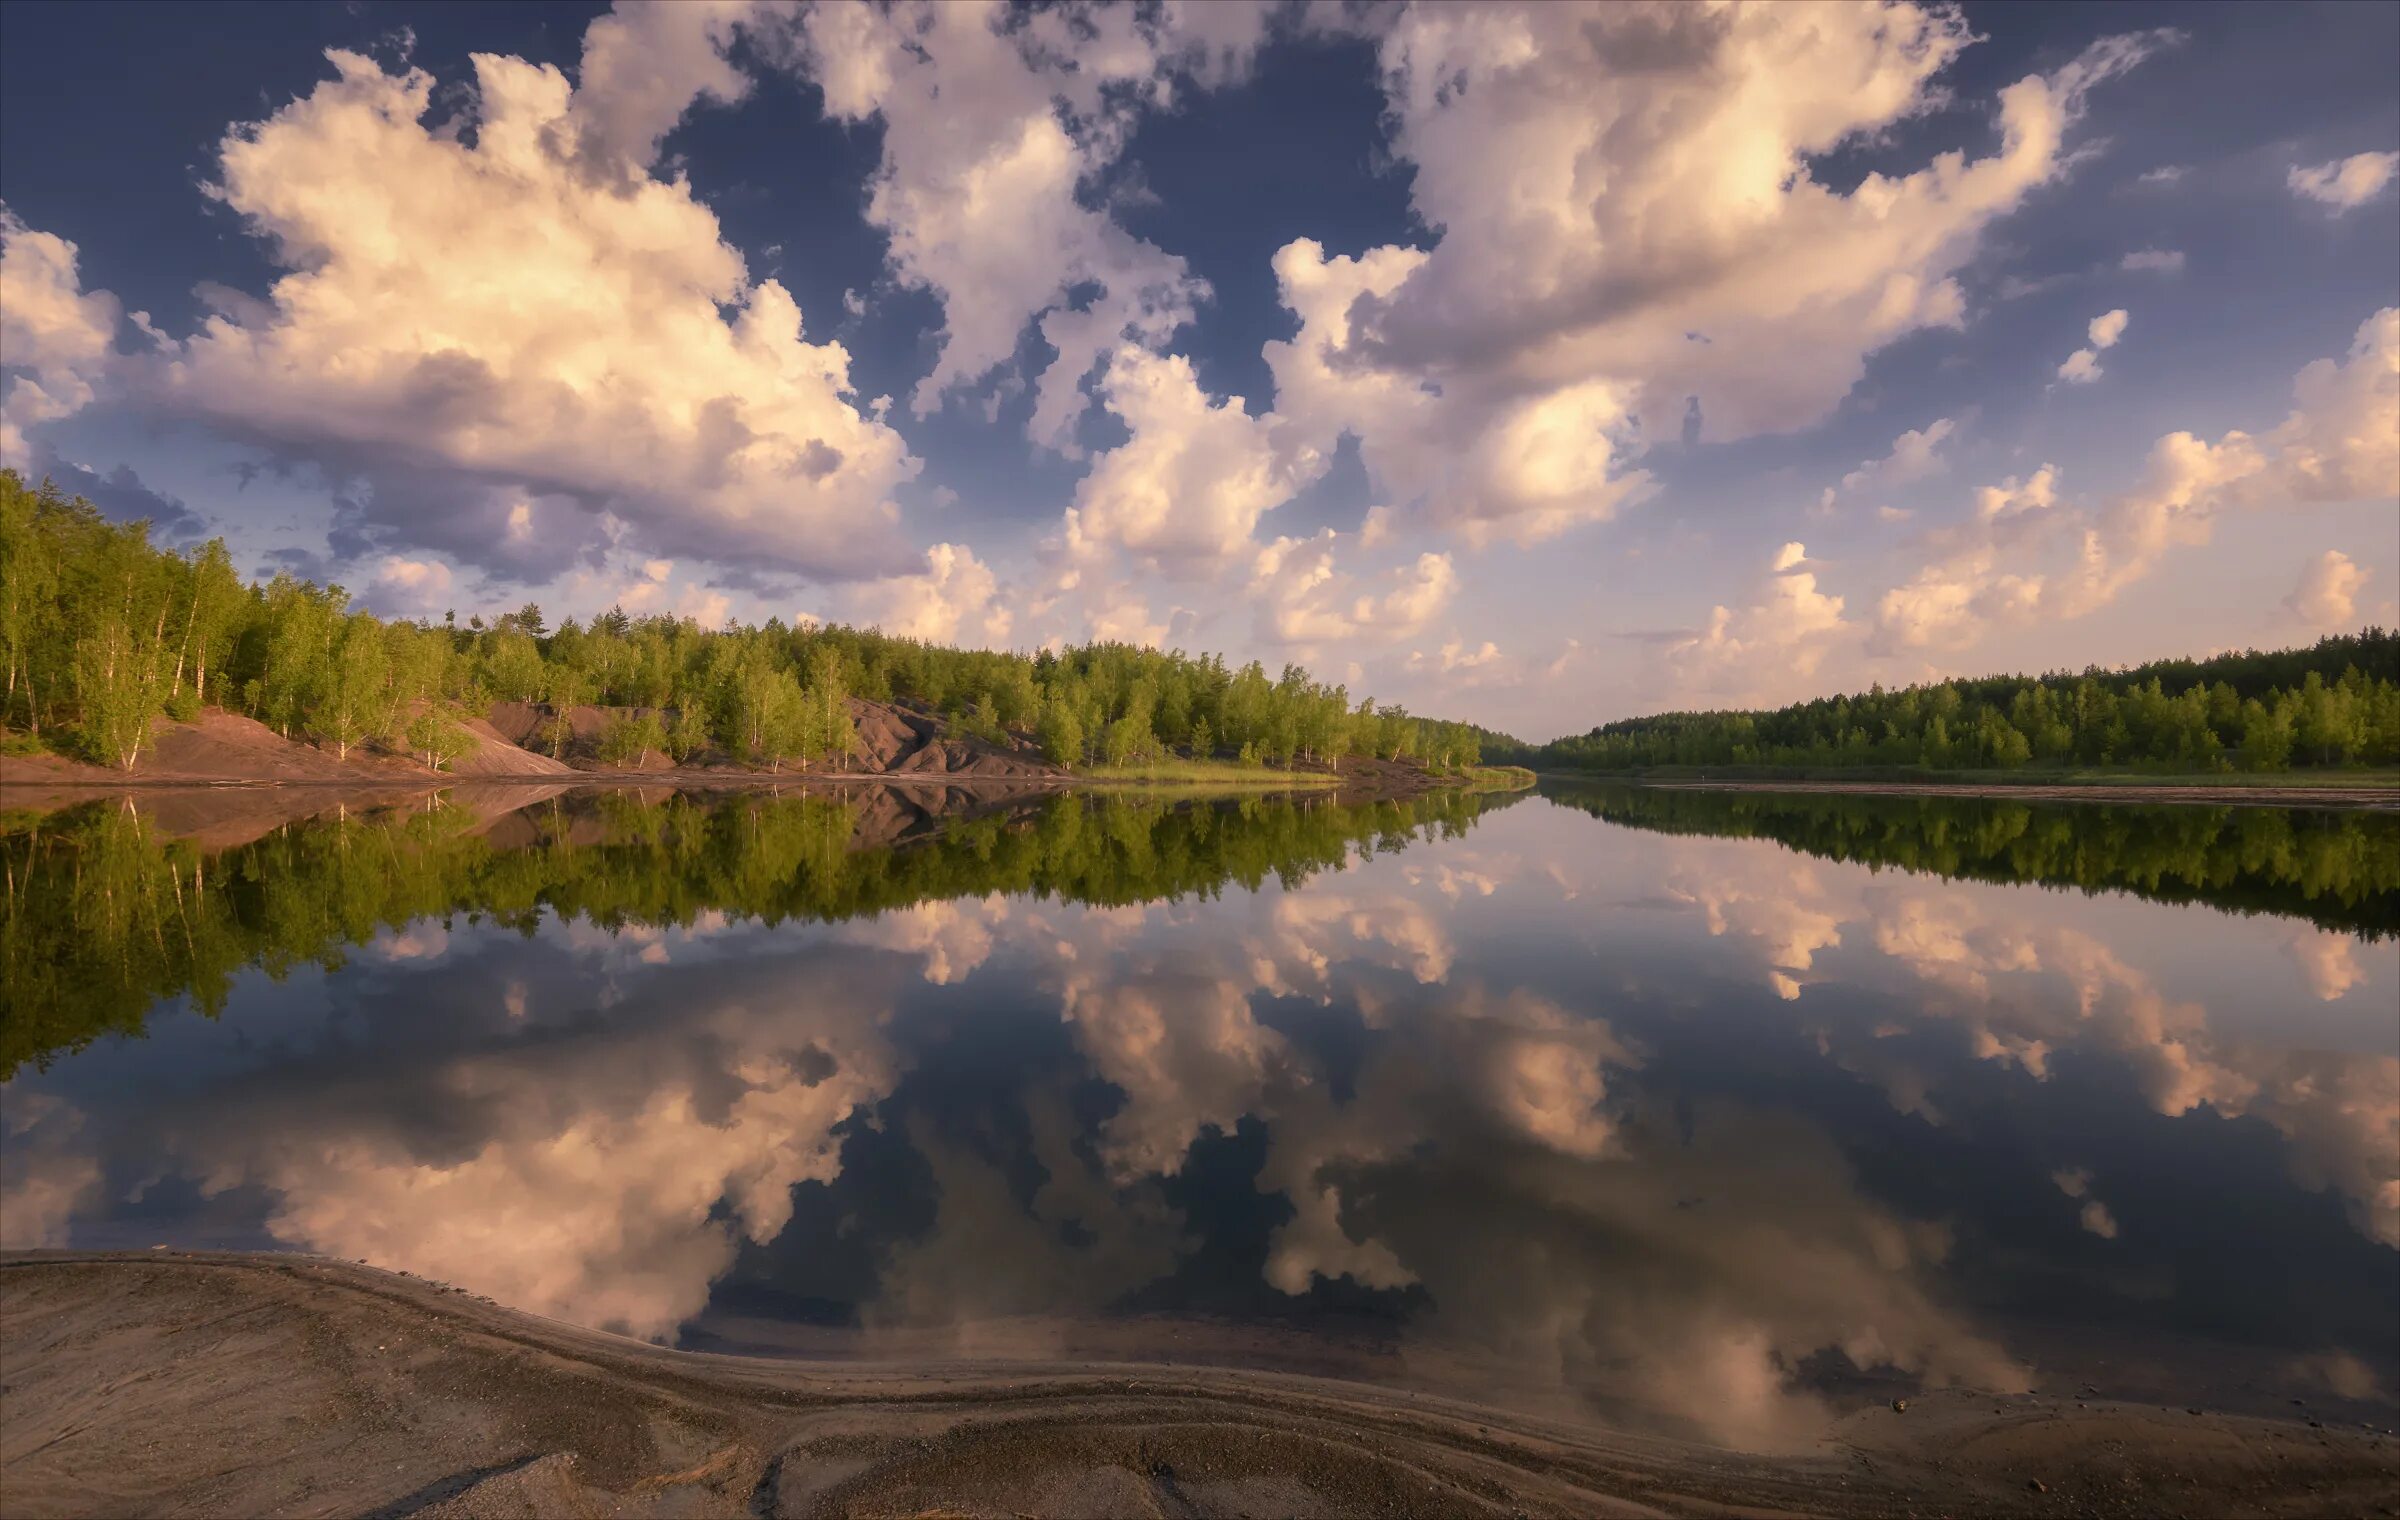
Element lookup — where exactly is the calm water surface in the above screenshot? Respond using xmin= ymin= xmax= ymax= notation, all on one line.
xmin=5 ymin=782 xmax=2395 ymax=1449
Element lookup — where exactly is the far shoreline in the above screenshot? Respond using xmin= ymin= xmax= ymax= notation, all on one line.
xmin=1536 ymin=772 xmax=2400 ymax=811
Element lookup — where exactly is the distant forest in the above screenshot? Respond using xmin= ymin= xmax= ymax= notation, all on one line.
xmin=0 ymin=470 xmax=1500 ymax=774
xmin=1495 ymin=630 xmax=2400 ymax=774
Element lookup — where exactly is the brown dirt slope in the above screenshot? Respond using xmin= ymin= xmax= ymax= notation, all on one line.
xmin=448 ymin=715 xmax=576 ymax=777
xmin=482 ymin=697 xmax=1064 ymax=781
xmin=1334 ymin=752 xmax=1459 ymax=798
xmin=0 ymin=708 xmax=573 ymax=796
xmin=3 ymin=1252 xmax=2391 ymax=1519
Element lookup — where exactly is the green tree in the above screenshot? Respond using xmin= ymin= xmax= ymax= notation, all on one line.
xmin=404 ymin=710 xmax=471 ymax=770
xmin=1038 ymin=700 xmax=1085 ymax=767
xmin=596 ymin=710 xmax=668 ymax=768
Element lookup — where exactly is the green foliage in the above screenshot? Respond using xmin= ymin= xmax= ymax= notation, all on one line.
xmin=1502 ymin=631 xmax=2400 ymax=775
xmin=596 ymin=711 xmax=668 ymax=768
xmin=0 ymin=467 xmax=1506 ymax=775
xmin=404 ymin=711 xmax=471 ymax=770
xmin=1038 ymin=699 xmax=1084 ymax=766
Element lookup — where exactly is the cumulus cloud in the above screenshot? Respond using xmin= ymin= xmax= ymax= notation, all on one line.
xmin=1082 ymin=588 xmax=1171 ymax=648
xmin=849 ymin=542 xmax=1012 ymax=646
xmin=1672 ymin=540 xmax=1853 ymax=694
xmin=363 ymin=554 xmax=457 ymax=616
xmin=796 ymin=1 xmax=1269 ymax=446
xmin=1875 ymin=308 xmax=2398 ymax=652
xmin=1250 ymin=529 xmax=1457 ymax=649
xmin=0 ymin=209 xmax=120 ymax=467
xmin=2289 ymin=150 xmax=2400 ymax=212
xmin=2284 ymin=549 xmax=2371 ymax=630
xmin=572 ymin=0 xmax=762 ymax=175
xmin=1874 ymin=467 xmax=2060 ymax=651
xmin=2056 ymin=307 xmax=2130 ymax=385
xmin=1406 ymin=638 xmax=1501 ymax=675
xmin=155 ymin=34 xmax=918 ymax=581
xmin=1262 ymin=11 xmax=2166 ymax=548
xmin=1824 ymin=419 xmax=1956 ymax=512
xmin=1065 ymin=345 xmax=1308 ymax=574
xmin=2121 ymin=248 xmax=2184 ymax=273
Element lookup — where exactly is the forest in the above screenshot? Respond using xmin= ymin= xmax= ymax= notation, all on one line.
xmin=0 ymin=785 xmax=1514 ymax=1080
xmin=1496 ymin=631 xmax=2400 ymax=774
xmin=0 ymin=470 xmax=1498 ymax=776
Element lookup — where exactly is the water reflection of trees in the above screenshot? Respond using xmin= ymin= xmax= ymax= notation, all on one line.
xmin=0 ymin=786 xmax=1515 ymax=1078
xmin=1545 ymin=783 xmax=2398 ymax=937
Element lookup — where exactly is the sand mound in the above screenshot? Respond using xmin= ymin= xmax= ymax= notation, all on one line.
xmin=446 ymin=716 xmax=575 ymax=777
xmin=141 ymin=711 xmax=359 ymax=780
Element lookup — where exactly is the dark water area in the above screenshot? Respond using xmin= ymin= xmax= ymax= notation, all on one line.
xmin=4 ymin=781 xmax=2395 ymax=1450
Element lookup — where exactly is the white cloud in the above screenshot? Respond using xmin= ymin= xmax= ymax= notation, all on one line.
xmin=2120 ymin=248 xmax=2184 ymax=273
xmin=1872 ymin=467 xmax=2060 ymax=651
xmin=0 ymin=209 xmax=120 ymax=467
xmin=571 ymin=0 xmax=761 ymax=176
xmin=1065 ymin=345 xmax=1308 ymax=574
xmin=1828 ymin=419 xmax=1956 ymax=512
xmin=2135 ymin=164 xmax=2187 ymax=186
xmin=365 ymin=555 xmax=456 ymax=615
xmin=1251 ymin=530 xmax=1457 ymax=648
xmin=2055 ymin=307 xmax=2129 ymax=385
xmin=796 ymin=1 xmax=1263 ymax=447
xmin=2289 ymin=151 xmax=2400 ymax=212
xmin=1673 ymin=540 xmax=1853 ymax=694
xmin=1077 ymin=588 xmax=1170 ymax=649
xmin=851 ymin=542 xmax=1012 ymax=647
xmin=1876 ymin=308 xmax=2398 ymax=653
xmin=156 ymin=38 xmax=918 ymax=580
xmin=1406 ymin=638 xmax=1501 ymax=675
xmin=1264 ymin=12 xmax=2166 ymax=547
xmin=2284 ymin=549 xmax=2370 ymax=630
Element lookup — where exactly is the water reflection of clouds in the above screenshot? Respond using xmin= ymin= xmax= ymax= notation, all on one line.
xmin=31 ymin=950 xmax=910 ymax=1341
xmin=1567 ymin=820 xmax=2400 ymax=1250
xmin=5 ymin=791 xmax=2394 ymax=1449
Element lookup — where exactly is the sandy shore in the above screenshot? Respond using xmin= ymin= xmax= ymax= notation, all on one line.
xmin=1631 ymin=778 xmax=2400 ymax=810
xmin=3 ymin=1252 xmax=2391 ymax=1518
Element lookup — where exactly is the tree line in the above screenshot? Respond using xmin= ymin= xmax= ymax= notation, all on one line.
xmin=0 ymin=469 xmax=1503 ymax=774
xmin=1494 ymin=631 xmax=2400 ymax=774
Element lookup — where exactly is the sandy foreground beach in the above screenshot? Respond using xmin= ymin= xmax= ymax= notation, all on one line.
xmin=3 ymin=1252 xmax=2392 ymax=1518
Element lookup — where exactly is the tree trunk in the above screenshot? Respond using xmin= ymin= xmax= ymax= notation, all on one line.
xmin=173 ymin=590 xmax=197 ymax=699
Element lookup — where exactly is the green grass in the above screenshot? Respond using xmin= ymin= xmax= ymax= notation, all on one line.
xmin=1461 ymin=764 xmax=1538 ymax=791
xmin=1080 ymin=758 xmax=1339 ymax=788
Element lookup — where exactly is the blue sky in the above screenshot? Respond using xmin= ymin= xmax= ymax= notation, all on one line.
xmin=2 ymin=0 xmax=2394 ymax=737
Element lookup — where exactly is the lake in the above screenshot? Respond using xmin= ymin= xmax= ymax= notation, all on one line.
xmin=4 ymin=781 xmax=2395 ymax=1452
